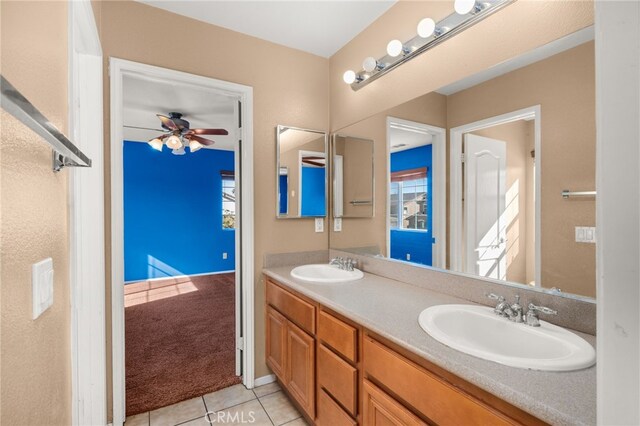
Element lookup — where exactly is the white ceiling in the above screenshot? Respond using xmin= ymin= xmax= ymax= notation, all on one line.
xmin=135 ymin=0 xmax=396 ymax=58
xmin=389 ymin=127 xmax=433 ymax=153
xmin=123 ymin=73 xmax=238 ymax=151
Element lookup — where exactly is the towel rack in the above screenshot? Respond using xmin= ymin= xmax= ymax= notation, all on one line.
xmin=349 ymin=200 xmax=373 ymax=205
xmin=562 ymin=190 xmax=596 ymax=199
xmin=1 ymin=75 xmax=92 ymax=172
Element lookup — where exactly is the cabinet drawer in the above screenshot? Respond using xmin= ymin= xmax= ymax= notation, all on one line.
xmin=317 ymin=344 xmax=358 ymax=416
xmin=362 ymin=379 xmax=427 ymax=426
xmin=266 ymin=279 xmax=315 ymax=334
xmin=318 ymin=310 xmax=358 ymax=363
xmin=363 ymin=336 xmax=516 ymax=426
xmin=317 ymin=389 xmax=357 ymax=426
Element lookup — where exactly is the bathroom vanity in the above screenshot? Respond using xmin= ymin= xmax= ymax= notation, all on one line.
xmin=263 ymin=265 xmax=596 ymax=426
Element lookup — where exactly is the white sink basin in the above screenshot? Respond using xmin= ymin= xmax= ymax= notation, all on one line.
xmin=290 ymin=264 xmax=364 ymax=283
xmin=418 ymin=304 xmax=595 ymax=371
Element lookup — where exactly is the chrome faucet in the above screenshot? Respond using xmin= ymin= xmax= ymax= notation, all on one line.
xmin=525 ymin=303 xmax=558 ymax=327
xmin=330 ymin=257 xmax=345 ymax=269
xmin=345 ymin=258 xmax=357 ymax=271
xmin=505 ymin=295 xmax=524 ymax=323
xmin=330 ymin=257 xmax=357 ymax=271
xmin=486 ymin=293 xmax=509 ymax=317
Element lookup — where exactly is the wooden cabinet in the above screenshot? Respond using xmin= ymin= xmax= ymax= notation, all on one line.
xmin=266 ymin=280 xmax=316 ymax=419
xmin=286 ymin=320 xmax=315 ymax=417
xmin=265 ymin=276 xmax=546 ymax=426
xmin=362 ymin=379 xmax=427 ymax=426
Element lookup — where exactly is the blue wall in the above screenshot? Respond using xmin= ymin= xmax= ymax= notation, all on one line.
xmin=301 ymin=167 xmax=326 ymax=216
xmin=390 ymin=145 xmax=433 ymax=266
xmin=123 ymin=141 xmax=235 ymax=282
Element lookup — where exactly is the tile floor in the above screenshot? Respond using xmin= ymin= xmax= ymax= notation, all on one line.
xmin=124 ymin=382 xmax=308 ymax=426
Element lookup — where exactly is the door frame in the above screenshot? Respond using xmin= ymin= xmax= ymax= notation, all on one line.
xmin=109 ymin=58 xmax=255 ymax=425
xmin=386 ymin=117 xmax=446 ymax=269
xmin=449 ymin=105 xmax=541 ymax=286
xmin=68 ymin=1 xmax=106 ymax=425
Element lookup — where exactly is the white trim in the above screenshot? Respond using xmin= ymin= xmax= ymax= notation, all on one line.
xmin=123 ymin=270 xmax=235 ymax=284
xmin=386 ymin=117 xmax=446 ymax=269
xmin=449 ymin=106 xmax=541 ymax=286
xmin=254 ymin=374 xmax=277 ymax=387
xmin=595 ymin=2 xmax=640 ymax=424
xmin=110 ymin=58 xmax=255 ymax=425
xmin=68 ymin=2 xmax=106 ymax=426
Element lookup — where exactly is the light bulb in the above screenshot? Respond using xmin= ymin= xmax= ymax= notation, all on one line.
xmin=387 ymin=39 xmax=404 ymax=57
xmin=189 ymin=140 xmax=203 ymax=153
xmin=417 ymin=18 xmax=436 ymax=38
xmin=148 ymin=138 xmax=163 ymax=151
xmin=172 ymin=147 xmax=186 ymax=156
xmin=454 ymin=0 xmax=476 ymax=15
xmin=362 ymin=57 xmax=378 ymax=73
xmin=165 ymin=134 xmax=182 ymax=149
xmin=343 ymin=70 xmax=356 ymax=84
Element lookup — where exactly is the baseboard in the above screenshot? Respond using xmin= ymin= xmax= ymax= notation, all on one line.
xmin=124 ymin=270 xmax=235 ymax=284
xmin=254 ymin=374 xmax=276 ymax=387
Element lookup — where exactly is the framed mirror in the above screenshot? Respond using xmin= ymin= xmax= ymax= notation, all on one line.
xmin=329 ymin=28 xmax=596 ymax=300
xmin=332 ymin=135 xmax=374 ymax=218
xmin=276 ymin=125 xmax=328 ymax=219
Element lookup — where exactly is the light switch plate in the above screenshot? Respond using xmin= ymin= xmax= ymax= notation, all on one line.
xmin=334 ymin=218 xmax=342 ymax=232
xmin=32 ymin=257 xmax=54 ymax=320
xmin=315 ymin=218 xmax=324 ymax=233
xmin=575 ymin=226 xmax=596 ymax=243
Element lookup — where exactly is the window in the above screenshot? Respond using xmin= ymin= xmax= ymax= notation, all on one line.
xmin=221 ymin=170 xmax=236 ymax=229
xmin=390 ymin=167 xmax=427 ymax=231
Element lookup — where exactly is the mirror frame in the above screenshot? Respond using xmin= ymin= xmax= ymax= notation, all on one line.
xmin=276 ymin=125 xmax=328 ymax=219
xmin=331 ymin=133 xmax=376 ymax=219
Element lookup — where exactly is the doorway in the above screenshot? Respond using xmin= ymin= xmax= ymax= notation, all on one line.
xmin=110 ymin=58 xmax=255 ymax=425
xmin=450 ymin=106 xmax=541 ymax=286
xmin=386 ymin=117 xmax=446 ymax=269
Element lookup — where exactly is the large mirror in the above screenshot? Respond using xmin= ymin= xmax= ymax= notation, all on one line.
xmin=277 ymin=125 xmax=328 ymax=218
xmin=330 ymin=29 xmax=596 ymax=299
xmin=332 ymin=135 xmax=374 ymax=218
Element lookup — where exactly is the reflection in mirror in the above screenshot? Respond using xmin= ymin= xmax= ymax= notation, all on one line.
xmin=332 ymin=135 xmax=374 ymax=218
xmin=329 ymin=29 xmax=596 ymax=299
xmin=276 ymin=126 xmax=327 ymax=218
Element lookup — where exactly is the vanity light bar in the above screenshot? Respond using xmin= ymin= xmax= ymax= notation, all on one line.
xmin=348 ymin=0 xmax=515 ymax=91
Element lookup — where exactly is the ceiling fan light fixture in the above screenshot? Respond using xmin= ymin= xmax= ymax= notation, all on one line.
xmin=189 ymin=140 xmax=203 ymax=153
xmin=148 ymin=138 xmax=163 ymax=151
xmin=165 ymin=134 xmax=182 ymax=149
xmin=172 ymin=147 xmax=186 ymax=156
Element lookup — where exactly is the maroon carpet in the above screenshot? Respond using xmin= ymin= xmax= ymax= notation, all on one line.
xmin=125 ymin=273 xmax=240 ymax=415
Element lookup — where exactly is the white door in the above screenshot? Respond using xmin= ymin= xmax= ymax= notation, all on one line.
xmin=464 ymin=134 xmax=507 ymax=279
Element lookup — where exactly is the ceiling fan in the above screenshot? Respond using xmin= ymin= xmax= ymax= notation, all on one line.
xmin=126 ymin=112 xmax=229 ymax=155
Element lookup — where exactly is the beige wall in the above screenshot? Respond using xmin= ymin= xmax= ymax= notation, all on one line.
xmin=448 ymin=42 xmax=596 ymax=297
xmin=330 ymin=92 xmax=447 ymax=252
xmin=1 ymin=2 xmax=72 ymax=425
xmin=93 ymin=1 xmax=330 ymax=417
xmin=471 ymin=120 xmax=535 ymax=285
xmin=329 ymin=0 xmax=594 ymax=131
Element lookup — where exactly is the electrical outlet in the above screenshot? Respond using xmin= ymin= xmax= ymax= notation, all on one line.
xmin=222 ymin=252 xmax=228 ymax=260
xmin=315 ymin=218 xmax=324 ymax=233
xmin=334 ymin=218 xmax=342 ymax=232
xmin=406 ymin=253 xmax=411 ymax=261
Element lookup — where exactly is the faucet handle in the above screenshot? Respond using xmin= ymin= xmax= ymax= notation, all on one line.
xmin=528 ymin=303 xmax=557 ymax=316
xmin=486 ymin=292 xmax=504 ymax=302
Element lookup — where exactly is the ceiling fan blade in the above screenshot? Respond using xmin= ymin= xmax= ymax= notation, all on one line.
xmin=185 ymin=134 xmax=215 ymax=146
xmin=124 ymin=124 xmax=165 ymax=132
xmin=191 ymin=128 xmax=229 ymax=136
xmin=157 ymin=114 xmax=178 ymax=131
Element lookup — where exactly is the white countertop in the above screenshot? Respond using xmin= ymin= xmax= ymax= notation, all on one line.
xmin=263 ymin=265 xmax=596 ymax=426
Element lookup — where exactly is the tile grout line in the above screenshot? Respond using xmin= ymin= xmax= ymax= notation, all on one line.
xmin=280 ymin=416 xmax=304 ymax=426
xmin=254 ymin=394 xmax=276 ymax=426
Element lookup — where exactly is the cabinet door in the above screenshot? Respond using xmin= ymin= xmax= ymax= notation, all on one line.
xmin=362 ymin=380 xmax=427 ymax=426
xmin=266 ymin=306 xmax=287 ymax=381
xmin=286 ymin=320 xmax=315 ymax=418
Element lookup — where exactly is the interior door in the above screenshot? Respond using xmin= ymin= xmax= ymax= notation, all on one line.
xmin=464 ymin=134 xmax=507 ymax=279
